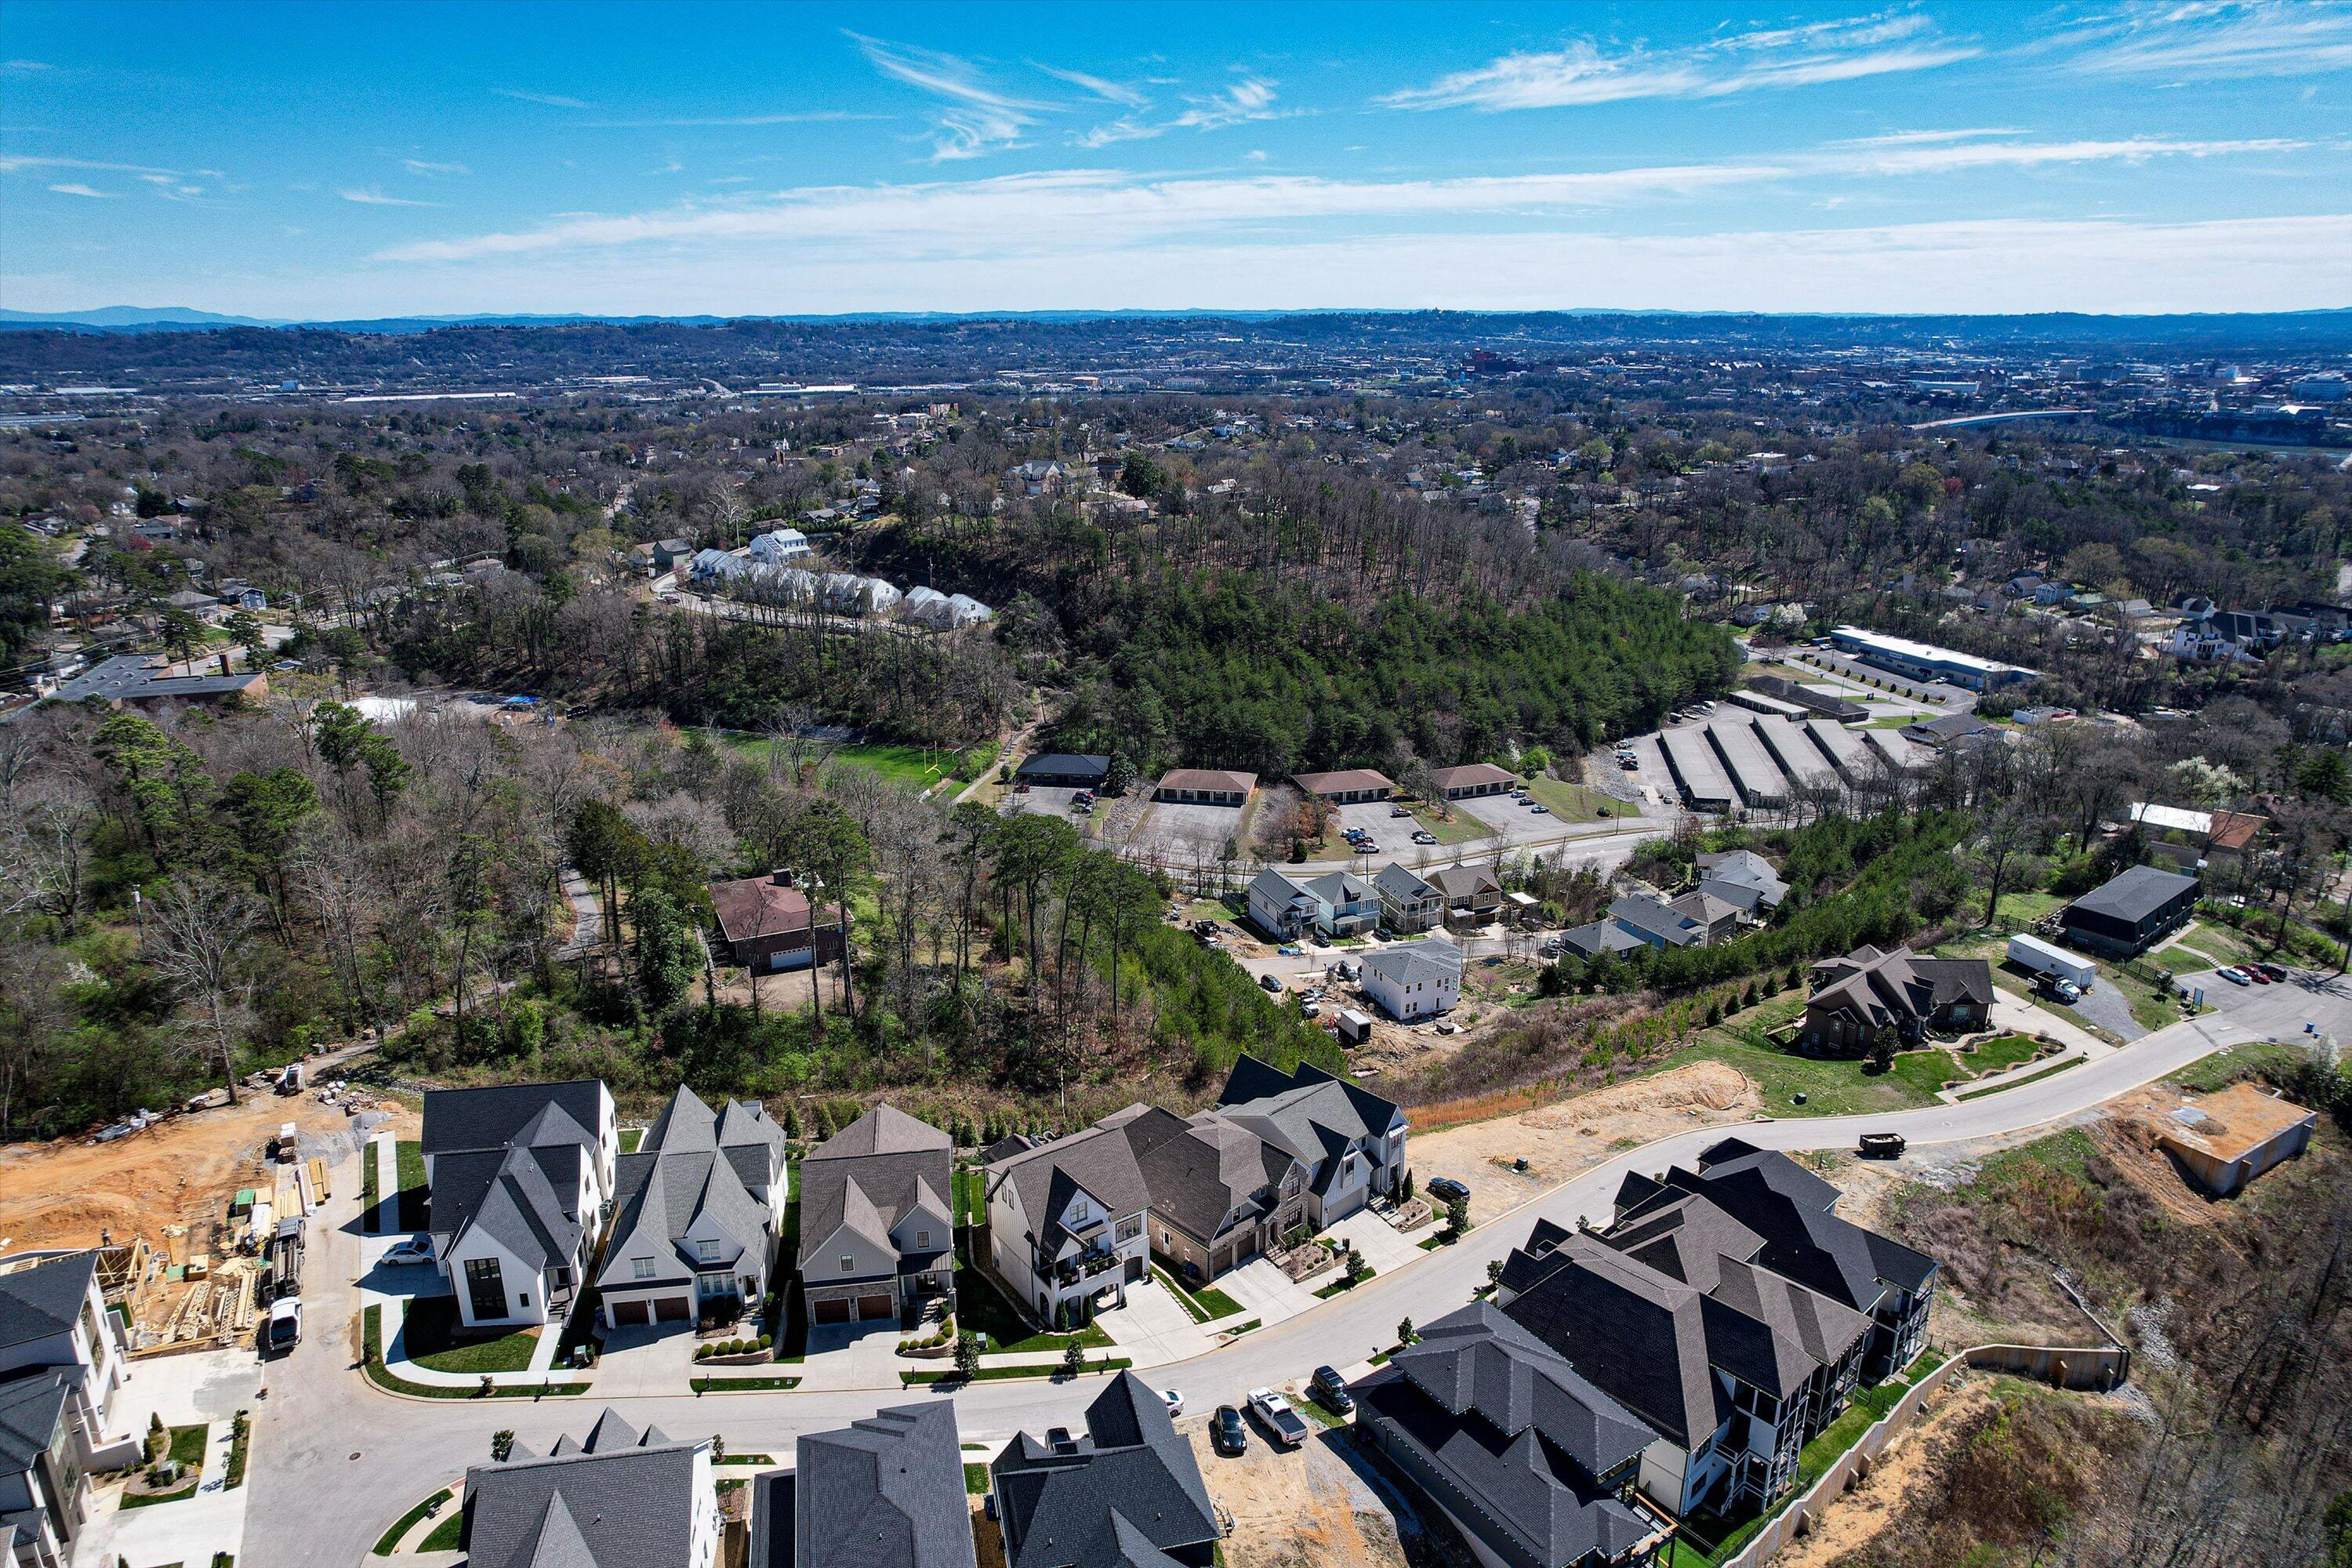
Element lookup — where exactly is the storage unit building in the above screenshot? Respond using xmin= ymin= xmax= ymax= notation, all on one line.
xmin=1706 ymin=717 xmax=1789 ymax=810
xmin=1660 ymin=729 xmax=1737 ymax=811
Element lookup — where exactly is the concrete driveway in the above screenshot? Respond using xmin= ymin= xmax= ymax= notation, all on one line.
xmin=591 ymin=1322 xmax=702 ymax=1397
xmin=1217 ymin=1257 xmax=1320 ymax=1327
xmin=1323 ymin=1210 xmax=1424 ymax=1276
xmin=1095 ymin=1278 xmax=1214 ymax=1367
xmin=797 ymin=1318 xmax=907 ymax=1391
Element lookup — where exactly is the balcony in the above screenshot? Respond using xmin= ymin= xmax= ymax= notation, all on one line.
xmin=1047 ymin=1249 xmax=1123 ymax=1288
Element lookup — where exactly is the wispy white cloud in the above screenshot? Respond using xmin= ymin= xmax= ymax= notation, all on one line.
xmin=0 ymin=153 xmax=209 ymax=178
xmin=848 ymin=32 xmax=1046 ymax=161
xmin=1031 ymin=62 xmax=1149 ymax=109
xmin=1073 ymin=74 xmax=1288 ymax=145
xmin=379 ymin=131 xmax=2285 ymax=267
xmin=498 ymin=89 xmax=591 ymax=109
xmin=1 ymin=60 xmax=52 ymax=73
xmin=1384 ymin=11 xmax=1977 ymax=110
xmin=584 ymin=109 xmax=884 ymax=128
xmin=401 ymin=158 xmax=470 ymax=177
xmin=46 ymin=182 xmax=107 ymax=198
xmin=2063 ymin=0 xmax=2352 ymax=79
xmin=339 ymin=186 xmax=441 ymax=207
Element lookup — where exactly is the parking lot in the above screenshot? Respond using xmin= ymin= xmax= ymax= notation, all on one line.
xmin=1332 ymin=800 xmax=1438 ymax=859
xmin=1131 ymin=798 xmax=1251 ymax=862
xmin=2181 ymin=962 xmax=2352 ymax=1041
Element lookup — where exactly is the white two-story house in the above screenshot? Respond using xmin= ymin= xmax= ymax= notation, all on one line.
xmin=596 ymin=1086 xmax=789 ymax=1330
xmin=983 ymin=1124 xmax=1151 ymax=1329
xmin=423 ymin=1080 xmax=617 ymax=1330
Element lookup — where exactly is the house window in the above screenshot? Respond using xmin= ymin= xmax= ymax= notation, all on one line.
xmin=915 ymin=1230 xmax=930 ymax=1249
xmin=632 ymin=1258 xmax=655 ymax=1280
xmin=696 ymin=1239 xmax=723 ymax=1264
xmin=463 ymin=1256 xmax=507 ymax=1321
xmin=840 ymin=1255 xmax=855 ymax=1273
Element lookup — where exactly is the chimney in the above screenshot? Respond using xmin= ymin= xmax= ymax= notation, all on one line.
xmin=770 ymin=869 xmax=797 ymax=887
xmin=217 ymin=653 xmax=230 ymax=676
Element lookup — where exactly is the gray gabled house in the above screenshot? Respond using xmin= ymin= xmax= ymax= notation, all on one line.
xmin=796 ymin=1105 xmax=955 ymax=1327
xmin=1374 ymin=862 xmax=1443 ymax=934
xmin=991 ymin=1372 xmax=1220 ymax=1568
xmin=1215 ymin=1057 xmax=1406 ymax=1227
xmin=764 ymin=1403 xmax=976 ymax=1568
xmin=1100 ymin=1105 xmax=1306 ymax=1286
xmin=1352 ymin=1303 xmax=1674 ymax=1568
xmin=0 ymin=1373 xmax=86 ymax=1568
xmin=461 ymin=1408 xmax=719 ymax=1568
xmin=597 ymin=1086 xmax=788 ymax=1329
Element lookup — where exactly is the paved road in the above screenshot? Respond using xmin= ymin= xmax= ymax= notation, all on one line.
xmin=245 ymin=1009 xmax=2265 ymax=1568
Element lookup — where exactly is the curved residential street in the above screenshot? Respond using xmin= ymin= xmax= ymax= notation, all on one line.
xmin=231 ymin=1006 xmax=2273 ymax=1568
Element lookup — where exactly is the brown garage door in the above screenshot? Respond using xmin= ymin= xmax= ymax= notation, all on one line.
xmin=813 ymin=1297 xmax=851 ymax=1325
xmin=654 ymin=1294 xmax=691 ymax=1323
xmin=609 ymin=1298 xmax=649 ymax=1327
xmin=855 ymin=1294 xmax=894 ymax=1321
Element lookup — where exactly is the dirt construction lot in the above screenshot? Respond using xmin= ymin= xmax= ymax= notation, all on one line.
xmin=1411 ymin=1062 xmax=1764 ymax=1225
xmin=1185 ymin=1421 xmax=1410 ymax=1568
xmin=0 ymin=1080 xmax=409 ymax=1257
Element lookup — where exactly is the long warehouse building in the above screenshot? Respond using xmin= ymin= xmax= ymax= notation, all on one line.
xmin=1805 ymin=718 xmax=1877 ymax=784
xmin=1864 ymin=728 xmax=1931 ymax=774
xmin=1829 ymin=625 xmax=2035 ymax=692
xmin=1754 ymin=714 xmax=1839 ymax=796
xmin=1661 ymin=727 xmax=1738 ymax=811
xmin=1706 ymin=717 xmax=1790 ymax=810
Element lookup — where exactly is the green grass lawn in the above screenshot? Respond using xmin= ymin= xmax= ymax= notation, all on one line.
xmin=394 ymin=1139 xmax=428 ymax=1231
xmin=965 ymin=1462 xmax=991 ymax=1495
xmin=1404 ymin=801 xmax=1486 ymax=846
xmin=1524 ymin=773 xmax=1636 ymax=822
xmin=953 ymin=1262 xmax=1111 ymax=1353
xmin=691 ymin=1374 xmax=802 ymax=1392
xmin=399 ymin=1297 xmax=541 ymax=1374
xmin=903 ymin=1356 xmax=1132 ymax=1386
xmin=1152 ymin=1265 xmax=1242 ymax=1323
xmin=1955 ymin=1056 xmax=2084 ymax=1100
xmin=361 ymin=1305 xmax=586 ymax=1400
xmin=372 ymin=1487 xmax=454 ymax=1555
xmin=168 ymin=1421 xmax=207 ymax=1469
xmin=2166 ymin=1039 xmax=2307 ymax=1092
xmin=419 ymin=1512 xmax=464 ymax=1552
xmin=619 ymin=1127 xmax=644 ymax=1153
xmin=1653 ymin=990 xmax=1945 ymax=1118
xmin=1314 ymin=1268 xmax=1374 ymax=1298
xmin=360 ymin=1151 xmax=380 ymax=1234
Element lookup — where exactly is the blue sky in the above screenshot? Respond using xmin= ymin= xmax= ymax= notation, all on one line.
xmin=4 ymin=1 xmax=2350 ymax=317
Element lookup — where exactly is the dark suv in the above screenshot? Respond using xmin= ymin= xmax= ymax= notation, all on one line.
xmin=1310 ymin=1366 xmax=1354 ymax=1414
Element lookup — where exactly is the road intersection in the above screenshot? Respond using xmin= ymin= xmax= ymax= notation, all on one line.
xmin=244 ymin=1007 xmax=2270 ymax=1568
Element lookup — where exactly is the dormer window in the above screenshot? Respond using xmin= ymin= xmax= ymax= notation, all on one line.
xmin=915 ymin=1230 xmax=930 ymax=1249
xmin=632 ymin=1257 xmax=655 ymax=1280
xmin=695 ymin=1239 xmax=722 ymax=1263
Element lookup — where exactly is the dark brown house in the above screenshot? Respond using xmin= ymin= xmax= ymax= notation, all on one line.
xmin=1797 ymin=945 xmax=1991 ymax=1054
xmin=707 ymin=871 xmax=844 ymax=973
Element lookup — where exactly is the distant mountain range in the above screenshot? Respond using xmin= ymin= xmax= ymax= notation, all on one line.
xmin=17 ymin=303 xmax=2343 ymax=339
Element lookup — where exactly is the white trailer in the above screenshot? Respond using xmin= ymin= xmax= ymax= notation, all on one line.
xmin=2007 ymin=933 xmax=2097 ymax=991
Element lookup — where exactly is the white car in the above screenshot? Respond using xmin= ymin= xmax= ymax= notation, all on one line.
xmin=381 ymin=1236 xmax=434 ymax=1267
xmin=1160 ymin=1388 xmax=1184 ymax=1417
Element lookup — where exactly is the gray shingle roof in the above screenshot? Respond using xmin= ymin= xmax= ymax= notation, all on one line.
xmin=464 ymin=1410 xmax=706 ymax=1568
xmin=0 ymin=1370 xmax=70 ymax=1475
xmin=0 ymin=1252 xmax=96 ymax=1353
xmin=1563 ymin=918 xmax=1647 ymax=959
xmin=1373 ymin=862 xmax=1436 ymax=902
xmin=1359 ymin=938 xmax=1463 ymax=992
xmin=795 ymin=1403 xmax=978 ymax=1568
xmin=1111 ymin=1106 xmax=1295 ymax=1246
xmin=799 ymin=1105 xmax=953 ymax=1273
xmin=2067 ymin=863 xmax=2200 ymax=925
xmin=452 ymin=1146 xmax=584 ymax=1275
xmin=1805 ymin=946 xmax=1993 ymax=1032
xmin=992 ymin=1374 xmax=1218 ymax=1568
xmin=987 ymin=1123 xmax=1153 ymax=1253
xmin=1356 ymin=1305 xmax=1658 ymax=1568
xmin=1671 ymin=1141 xmax=1935 ymax=1301
xmin=1215 ymin=1058 xmax=1403 ymax=1156
xmin=422 ymin=1080 xmax=604 ymax=1161
xmin=1501 ymin=1234 xmax=1730 ymax=1448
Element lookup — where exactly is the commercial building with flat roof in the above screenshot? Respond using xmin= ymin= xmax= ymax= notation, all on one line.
xmin=1828 ymin=626 xmax=2034 ymax=692
xmin=2059 ymin=864 xmax=2200 ymax=957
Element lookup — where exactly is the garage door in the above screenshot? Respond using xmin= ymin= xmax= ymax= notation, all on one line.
xmin=813 ymin=1297 xmax=851 ymax=1325
xmin=609 ymin=1298 xmax=649 ymax=1327
xmin=654 ymin=1294 xmax=691 ymax=1323
xmin=855 ymin=1294 xmax=894 ymax=1321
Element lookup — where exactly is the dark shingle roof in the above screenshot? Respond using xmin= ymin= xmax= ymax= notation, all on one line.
xmin=2067 ymin=864 xmax=2200 ymax=926
xmin=1109 ymin=1106 xmax=1294 ymax=1246
xmin=987 ymin=1123 xmax=1153 ymax=1252
xmin=463 ymin=1409 xmax=706 ymax=1568
xmin=1356 ymin=1308 xmax=1659 ymax=1568
xmin=1501 ymin=1235 xmax=1730 ymax=1448
xmin=992 ymin=1374 xmax=1218 ymax=1568
xmin=0 ymin=1252 xmax=96 ymax=1353
xmin=0 ymin=1371 xmax=70 ymax=1474
xmin=1213 ymin=1057 xmax=1403 ymax=1163
xmin=796 ymin=1403 xmax=978 ymax=1568
xmin=1663 ymin=1145 xmax=1934 ymax=1304
xmin=422 ymin=1080 xmax=604 ymax=1160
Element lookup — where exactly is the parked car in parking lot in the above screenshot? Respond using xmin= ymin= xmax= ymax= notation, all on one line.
xmin=1389 ymin=805 xmax=1412 ymax=818
xmin=2246 ymin=965 xmax=2273 ymax=984
xmin=1530 ymin=803 xmax=1550 ymax=814
xmin=1410 ymin=830 xmax=1437 ymax=845
xmin=2219 ymin=966 xmax=2252 ymax=985
xmin=1310 ymin=1367 xmax=1354 ymax=1414
xmin=2252 ymin=962 xmax=2289 ymax=982
xmin=1212 ymin=1405 xmax=1248 ymax=1455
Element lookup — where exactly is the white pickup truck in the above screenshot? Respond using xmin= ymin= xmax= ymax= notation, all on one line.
xmin=1247 ymin=1388 xmax=1308 ymax=1449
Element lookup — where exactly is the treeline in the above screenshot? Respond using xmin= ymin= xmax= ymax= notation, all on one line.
xmin=1542 ymin=811 xmax=1974 ymax=997
xmin=1045 ymin=572 xmax=1739 ymax=776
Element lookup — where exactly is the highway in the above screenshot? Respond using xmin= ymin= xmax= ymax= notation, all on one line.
xmin=245 ymin=1008 xmax=2262 ymax=1568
